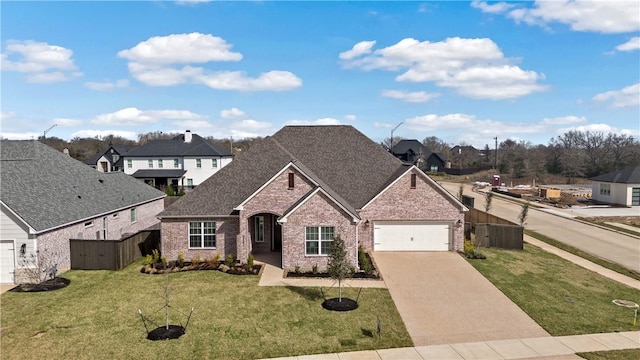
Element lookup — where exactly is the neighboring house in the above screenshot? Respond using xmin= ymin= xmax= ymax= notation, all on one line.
xmin=123 ymin=130 xmax=232 ymax=191
xmin=591 ymin=165 xmax=640 ymax=207
xmin=392 ymin=139 xmax=448 ymax=172
xmin=449 ymin=145 xmax=483 ymax=169
xmin=0 ymin=140 xmax=166 ymax=284
xmin=84 ymin=143 xmax=133 ymax=172
xmin=159 ymin=126 xmax=467 ymax=272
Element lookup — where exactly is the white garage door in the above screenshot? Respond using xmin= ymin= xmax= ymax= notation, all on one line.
xmin=374 ymin=221 xmax=450 ymax=251
xmin=0 ymin=240 xmax=15 ymax=283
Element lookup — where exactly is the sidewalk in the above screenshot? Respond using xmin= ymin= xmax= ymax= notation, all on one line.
xmin=257 ymin=261 xmax=386 ymax=288
xmin=260 ymin=331 xmax=640 ymax=360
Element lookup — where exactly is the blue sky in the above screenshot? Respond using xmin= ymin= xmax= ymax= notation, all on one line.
xmin=1 ymin=0 xmax=639 ymax=148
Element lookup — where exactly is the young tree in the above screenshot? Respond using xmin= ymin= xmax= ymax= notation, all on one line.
xmin=327 ymin=235 xmax=353 ymax=302
xmin=458 ymin=183 xmax=464 ymax=201
xmin=519 ymin=201 xmax=530 ymax=226
xmin=484 ymin=192 xmax=493 ymax=214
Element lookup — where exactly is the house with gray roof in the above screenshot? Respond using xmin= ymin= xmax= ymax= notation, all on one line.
xmin=84 ymin=143 xmax=132 ymax=173
xmin=0 ymin=140 xmax=166 ymax=284
xmin=123 ymin=130 xmax=232 ymax=192
xmin=159 ymin=126 xmax=467 ymax=271
xmin=591 ymin=165 xmax=640 ymax=207
xmin=392 ymin=139 xmax=449 ymax=172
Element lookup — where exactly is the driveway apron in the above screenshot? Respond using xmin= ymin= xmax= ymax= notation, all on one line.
xmin=373 ymin=252 xmax=549 ymax=346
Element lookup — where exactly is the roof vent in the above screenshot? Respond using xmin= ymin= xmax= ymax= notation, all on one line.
xmin=77 ymin=195 xmax=82 ymax=199
xmin=184 ymin=130 xmax=192 ymax=143
xmin=98 ymin=179 xmax=104 ymax=183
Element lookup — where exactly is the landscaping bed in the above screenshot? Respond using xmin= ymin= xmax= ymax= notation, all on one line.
xmin=9 ymin=277 xmax=70 ymax=292
xmin=285 ymin=250 xmax=380 ymax=279
xmin=140 ymin=261 xmax=262 ymax=275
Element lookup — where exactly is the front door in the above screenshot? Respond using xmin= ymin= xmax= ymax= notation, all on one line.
xmin=272 ymin=218 xmax=282 ymax=252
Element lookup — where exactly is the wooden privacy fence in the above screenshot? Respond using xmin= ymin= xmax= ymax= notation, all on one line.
xmin=475 ymin=224 xmax=523 ymax=250
xmin=465 ymin=207 xmax=518 ymax=227
xmin=70 ymin=229 xmax=160 ymax=270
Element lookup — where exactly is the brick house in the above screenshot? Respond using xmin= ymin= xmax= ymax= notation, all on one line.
xmin=0 ymin=140 xmax=166 ymax=284
xmin=158 ymin=126 xmax=467 ymax=271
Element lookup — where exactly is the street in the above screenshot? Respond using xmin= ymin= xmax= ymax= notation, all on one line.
xmin=440 ymin=182 xmax=640 ymax=273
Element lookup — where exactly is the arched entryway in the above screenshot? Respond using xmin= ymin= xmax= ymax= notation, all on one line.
xmin=247 ymin=213 xmax=282 ymax=267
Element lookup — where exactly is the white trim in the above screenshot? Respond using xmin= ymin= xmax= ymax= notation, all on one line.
xmin=360 ymin=165 xmax=468 ymax=211
xmin=278 ymin=187 xmax=359 ymax=223
xmin=234 ymin=162 xmax=319 ymax=211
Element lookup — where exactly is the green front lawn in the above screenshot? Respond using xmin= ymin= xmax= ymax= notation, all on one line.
xmin=0 ymin=261 xmax=411 ymax=360
xmin=579 ymin=349 xmax=640 ymax=360
xmin=468 ymin=244 xmax=640 ymax=335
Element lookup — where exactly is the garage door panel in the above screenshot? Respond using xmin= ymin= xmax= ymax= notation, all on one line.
xmin=374 ymin=222 xmax=450 ymax=251
xmin=1 ymin=240 xmax=15 ymax=283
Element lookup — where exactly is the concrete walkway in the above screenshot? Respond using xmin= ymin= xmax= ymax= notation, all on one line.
xmin=260 ymin=331 xmax=640 ymax=360
xmin=373 ymin=252 xmax=549 ymax=346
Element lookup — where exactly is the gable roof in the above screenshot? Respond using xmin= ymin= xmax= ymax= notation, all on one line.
xmin=1 ymin=141 xmax=166 ymax=233
xmin=124 ymin=133 xmax=232 ymax=158
xmin=84 ymin=143 xmax=132 ymax=166
xmin=159 ymin=125 xmax=407 ymax=217
xmin=392 ymin=139 xmax=428 ymax=156
xmin=591 ymin=165 xmax=640 ymax=184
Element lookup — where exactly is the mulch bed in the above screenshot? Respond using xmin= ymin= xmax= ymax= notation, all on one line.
xmin=141 ymin=262 xmax=262 ymax=276
xmin=10 ymin=277 xmax=70 ymax=292
xmin=286 ymin=271 xmax=379 ymax=279
xmin=147 ymin=325 xmax=185 ymax=341
xmin=322 ymin=297 xmax=359 ymax=311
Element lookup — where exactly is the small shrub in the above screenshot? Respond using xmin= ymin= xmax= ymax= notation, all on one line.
xmin=294 ymin=265 xmax=301 ymax=274
xmin=225 ymin=254 xmax=235 ymax=267
xmin=177 ymin=188 xmax=185 ymax=196
xmin=208 ymin=253 xmax=221 ymax=268
xmin=362 ymin=256 xmax=373 ymax=275
xmin=144 ymin=254 xmax=153 ymax=266
xmin=176 ymin=252 xmax=185 ymax=267
xmin=247 ymin=253 xmax=254 ymax=268
xmin=160 ymin=256 xmax=168 ymax=269
xmin=312 ymin=263 xmax=319 ymax=274
xmin=152 ymin=249 xmax=161 ymax=267
xmin=463 ymin=239 xmax=475 ymax=255
xmin=166 ymin=186 xmax=175 ymax=196
xmin=191 ymin=253 xmax=201 ymax=265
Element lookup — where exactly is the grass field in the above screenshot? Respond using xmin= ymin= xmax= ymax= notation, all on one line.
xmin=468 ymin=244 xmax=640 ymax=336
xmin=0 ymin=261 xmax=411 ymax=360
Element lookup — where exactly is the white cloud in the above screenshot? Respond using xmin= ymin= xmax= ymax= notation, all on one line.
xmin=118 ymin=33 xmax=301 ymax=91
xmin=227 ymin=119 xmax=274 ymax=138
xmin=1 ymin=40 xmax=81 ymax=83
xmin=91 ymin=107 xmax=208 ymax=126
xmin=339 ymin=40 xmax=376 ymax=60
xmin=541 ymin=116 xmax=587 ymax=125
xmin=84 ymin=79 xmax=129 ymax=91
xmin=220 ymin=107 xmax=247 ymax=119
xmin=374 ymin=122 xmax=394 ymax=128
xmin=342 ymin=37 xmax=547 ymax=100
xmin=54 ymin=118 xmax=83 ymax=127
xmin=477 ymin=0 xmax=640 ymax=34
xmin=592 ymin=83 xmax=640 ymax=108
xmin=0 ymin=132 xmax=41 ymax=140
xmin=175 ymin=0 xmax=212 ymax=5
xmin=71 ymin=130 xmax=139 ymax=141
xmin=344 ymin=114 xmax=357 ymax=121
xmin=616 ymin=37 xmax=640 ymax=52
xmin=286 ymin=118 xmax=342 ymax=126
xmin=0 ymin=111 xmax=17 ymax=122
xmin=558 ymin=123 xmax=640 ymax=137
xmin=198 ymin=70 xmax=302 ymax=91
xmin=381 ymin=89 xmax=439 ymax=103
xmin=470 ymin=1 xmax=514 ymax=14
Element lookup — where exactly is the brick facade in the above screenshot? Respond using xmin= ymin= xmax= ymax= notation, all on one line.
xmin=160 ymin=217 xmax=239 ymax=262
xmin=281 ymin=191 xmax=357 ymax=271
xmin=15 ymin=199 xmax=164 ymax=283
xmin=357 ymin=168 xmax=464 ymax=252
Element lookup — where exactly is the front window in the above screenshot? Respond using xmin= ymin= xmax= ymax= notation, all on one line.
xmin=600 ymin=183 xmax=611 ymax=196
xmin=196 ymin=159 xmax=202 ymax=168
xmin=148 ymin=159 xmax=153 ymax=168
xmin=305 ymin=226 xmax=334 ymax=255
xmin=255 ymin=216 xmax=264 ymax=242
xmin=158 ymin=159 xmax=163 ymax=168
xmin=112 ymin=154 xmax=120 ymax=163
xmin=212 ymin=159 xmax=218 ymax=168
xmin=189 ymin=221 xmax=216 ymax=248
xmin=127 ymin=159 xmax=132 ymax=168
xmin=174 ymin=159 xmax=179 ymax=168
xmin=187 ymin=178 xmax=193 ymax=187
xmin=130 ymin=208 xmax=136 ymax=223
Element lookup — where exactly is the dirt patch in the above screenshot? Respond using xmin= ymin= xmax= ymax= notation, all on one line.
xmin=322 ymin=298 xmax=358 ymax=311
xmin=147 ymin=325 xmax=185 ymax=340
xmin=582 ymin=216 xmax=640 ymax=227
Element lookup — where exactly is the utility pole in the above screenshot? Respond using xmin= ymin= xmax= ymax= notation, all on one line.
xmin=494 ymin=136 xmax=498 ymax=170
xmin=390 ymin=122 xmax=403 ymax=153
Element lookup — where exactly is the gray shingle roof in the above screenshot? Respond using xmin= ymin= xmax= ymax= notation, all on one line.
xmin=124 ymin=133 xmax=231 ymax=158
xmin=1 ymin=141 xmax=166 ymax=233
xmin=591 ymin=165 xmax=640 ymax=184
xmin=159 ymin=125 xmax=407 ymax=217
xmin=393 ymin=140 xmax=428 ymax=156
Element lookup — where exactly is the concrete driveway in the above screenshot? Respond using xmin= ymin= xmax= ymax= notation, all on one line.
xmin=373 ymin=252 xmax=549 ymax=346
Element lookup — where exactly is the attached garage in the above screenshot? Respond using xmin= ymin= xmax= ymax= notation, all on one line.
xmin=0 ymin=240 xmax=15 ymax=283
xmin=373 ymin=221 xmax=451 ymax=251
